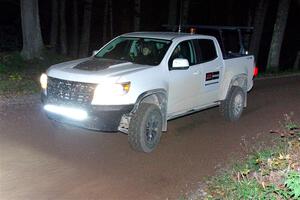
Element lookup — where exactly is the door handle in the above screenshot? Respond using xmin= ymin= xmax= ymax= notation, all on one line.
xmin=193 ymin=71 xmax=201 ymax=75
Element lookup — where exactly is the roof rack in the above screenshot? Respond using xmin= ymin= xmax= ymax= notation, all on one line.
xmin=163 ymin=24 xmax=253 ymax=31
xmin=162 ymin=25 xmax=253 ymax=57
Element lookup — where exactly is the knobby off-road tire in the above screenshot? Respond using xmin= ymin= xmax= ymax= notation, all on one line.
xmin=128 ymin=103 xmax=163 ymax=153
xmin=220 ymin=86 xmax=245 ymax=121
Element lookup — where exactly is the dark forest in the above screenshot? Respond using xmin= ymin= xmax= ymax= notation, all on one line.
xmin=0 ymin=0 xmax=299 ymax=71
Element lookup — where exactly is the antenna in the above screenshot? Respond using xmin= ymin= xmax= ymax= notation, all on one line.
xmin=178 ymin=0 xmax=182 ymax=33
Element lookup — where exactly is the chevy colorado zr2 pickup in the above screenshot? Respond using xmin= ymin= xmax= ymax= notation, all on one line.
xmin=40 ymin=31 xmax=257 ymax=152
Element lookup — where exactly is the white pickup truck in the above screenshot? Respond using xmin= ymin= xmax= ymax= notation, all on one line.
xmin=40 ymin=31 xmax=257 ymax=152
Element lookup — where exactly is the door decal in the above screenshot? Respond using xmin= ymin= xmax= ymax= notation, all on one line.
xmin=205 ymin=71 xmax=219 ymax=81
xmin=205 ymin=81 xmax=219 ymax=86
xmin=205 ymin=71 xmax=219 ymax=86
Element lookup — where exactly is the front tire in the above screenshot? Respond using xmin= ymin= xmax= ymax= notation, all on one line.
xmin=128 ymin=103 xmax=163 ymax=153
xmin=220 ymin=86 xmax=245 ymax=121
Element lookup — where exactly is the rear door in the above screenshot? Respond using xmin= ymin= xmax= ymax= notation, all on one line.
xmin=193 ymin=39 xmax=224 ymax=105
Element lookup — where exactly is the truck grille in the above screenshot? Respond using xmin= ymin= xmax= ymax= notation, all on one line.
xmin=47 ymin=77 xmax=96 ymax=105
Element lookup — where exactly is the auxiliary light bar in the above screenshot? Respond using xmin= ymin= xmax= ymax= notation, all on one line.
xmin=44 ymin=104 xmax=88 ymax=121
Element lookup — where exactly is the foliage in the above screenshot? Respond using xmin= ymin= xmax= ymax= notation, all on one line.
xmin=0 ymin=51 xmax=69 ymax=96
xmin=0 ymin=25 xmax=22 ymax=51
xmin=8 ymin=72 xmax=23 ymax=81
xmin=196 ymin=114 xmax=300 ymax=200
xmin=285 ymin=171 xmax=300 ymax=199
xmin=0 ymin=79 xmax=39 ymax=95
xmin=270 ymin=112 xmax=300 ymax=138
xmin=0 ymin=52 xmax=24 ymax=73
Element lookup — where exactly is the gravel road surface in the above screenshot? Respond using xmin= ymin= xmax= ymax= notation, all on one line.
xmin=1 ymin=76 xmax=300 ymax=200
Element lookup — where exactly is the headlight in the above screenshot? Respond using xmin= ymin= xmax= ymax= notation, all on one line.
xmin=92 ymin=82 xmax=131 ymax=104
xmin=40 ymin=73 xmax=47 ymax=89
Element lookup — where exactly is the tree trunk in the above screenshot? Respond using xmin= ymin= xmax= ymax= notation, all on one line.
xmin=79 ymin=0 xmax=93 ymax=57
xmin=50 ymin=0 xmax=58 ymax=50
xmin=71 ymin=0 xmax=79 ymax=57
xmin=181 ymin=0 xmax=190 ymax=25
xmin=109 ymin=0 xmax=113 ymax=38
xmin=59 ymin=0 xmax=67 ymax=55
xmin=103 ymin=0 xmax=108 ymax=43
xmin=226 ymin=0 xmax=235 ymax=24
xmin=249 ymin=0 xmax=269 ymax=59
xmin=133 ymin=0 xmax=141 ymax=31
xmin=293 ymin=51 xmax=300 ymax=70
xmin=20 ymin=0 xmax=44 ymax=60
xmin=244 ymin=9 xmax=253 ymax=49
xmin=266 ymin=0 xmax=291 ymax=72
xmin=168 ymin=0 xmax=178 ymax=31
xmin=103 ymin=0 xmax=113 ymax=43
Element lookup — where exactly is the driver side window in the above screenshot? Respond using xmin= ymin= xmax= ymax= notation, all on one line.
xmin=168 ymin=40 xmax=196 ymax=69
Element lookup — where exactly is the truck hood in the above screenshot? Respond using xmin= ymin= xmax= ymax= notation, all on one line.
xmin=47 ymin=57 xmax=149 ymax=83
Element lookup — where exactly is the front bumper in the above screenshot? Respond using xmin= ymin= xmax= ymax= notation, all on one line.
xmin=42 ymin=93 xmax=133 ymax=132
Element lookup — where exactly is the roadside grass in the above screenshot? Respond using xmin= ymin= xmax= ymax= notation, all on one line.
xmin=186 ymin=113 xmax=300 ymax=200
xmin=0 ymin=51 xmax=69 ymax=96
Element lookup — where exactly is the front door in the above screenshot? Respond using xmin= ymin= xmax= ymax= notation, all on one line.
xmin=167 ymin=40 xmax=202 ymax=116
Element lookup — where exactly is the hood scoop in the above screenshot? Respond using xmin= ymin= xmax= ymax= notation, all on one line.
xmin=73 ymin=58 xmax=127 ymax=71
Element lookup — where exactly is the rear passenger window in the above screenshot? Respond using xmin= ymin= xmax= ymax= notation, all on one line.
xmin=196 ymin=39 xmax=217 ymax=63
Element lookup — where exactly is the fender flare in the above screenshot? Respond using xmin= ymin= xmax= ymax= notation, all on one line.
xmin=223 ymin=74 xmax=248 ymax=107
xmin=133 ymin=89 xmax=168 ymax=131
xmin=118 ymin=89 xmax=168 ymax=133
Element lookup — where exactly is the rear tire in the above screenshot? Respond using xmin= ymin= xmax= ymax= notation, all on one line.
xmin=128 ymin=103 xmax=163 ymax=153
xmin=220 ymin=86 xmax=245 ymax=121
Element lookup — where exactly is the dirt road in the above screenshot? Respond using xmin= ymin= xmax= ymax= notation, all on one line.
xmin=1 ymin=76 xmax=300 ymax=200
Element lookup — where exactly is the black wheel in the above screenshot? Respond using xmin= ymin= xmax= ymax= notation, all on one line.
xmin=128 ymin=103 xmax=163 ymax=153
xmin=220 ymin=86 xmax=245 ymax=121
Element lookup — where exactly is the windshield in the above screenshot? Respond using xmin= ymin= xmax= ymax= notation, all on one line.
xmin=95 ymin=37 xmax=172 ymax=66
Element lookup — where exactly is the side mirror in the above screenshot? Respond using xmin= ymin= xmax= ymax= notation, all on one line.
xmin=172 ymin=58 xmax=189 ymax=69
xmin=92 ymin=50 xmax=98 ymax=56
